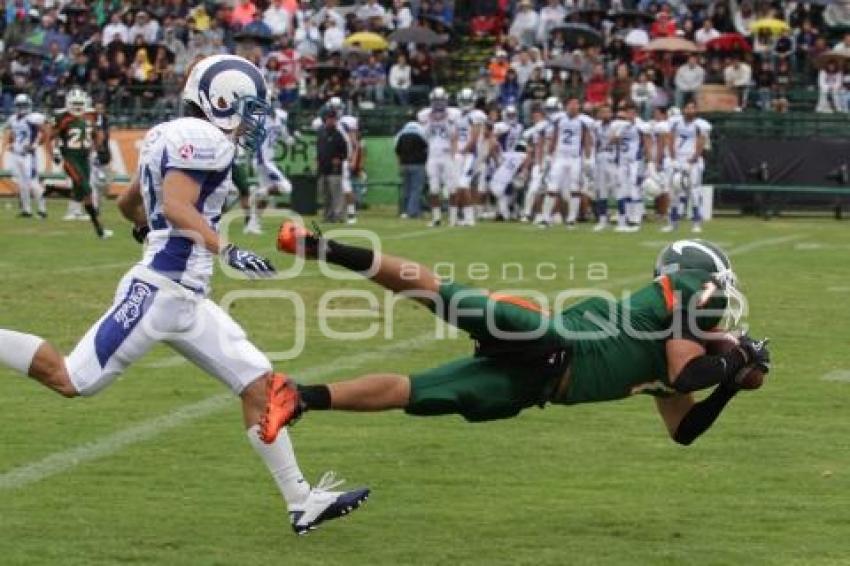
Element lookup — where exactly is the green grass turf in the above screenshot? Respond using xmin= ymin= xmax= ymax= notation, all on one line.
xmin=1 ymin=202 xmax=849 ymax=566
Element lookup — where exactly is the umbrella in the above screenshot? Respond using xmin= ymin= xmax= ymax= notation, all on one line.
xmin=545 ymin=56 xmax=582 ymax=72
xmin=569 ymin=8 xmax=607 ymax=21
xmin=609 ymin=10 xmax=655 ymax=24
xmin=814 ymin=51 xmax=850 ymax=70
xmin=705 ymin=33 xmax=751 ymax=52
xmin=625 ymin=28 xmax=650 ymax=48
xmin=61 ymin=5 xmax=89 ymax=15
xmin=749 ymin=18 xmax=790 ymax=35
xmin=644 ymin=37 xmax=702 ymax=52
xmin=388 ymin=25 xmax=448 ymax=46
xmin=340 ymin=46 xmax=369 ymax=58
xmin=344 ymin=31 xmax=388 ymax=51
xmin=549 ymin=23 xmax=603 ymax=47
xmin=15 ymin=42 xmax=45 ymax=57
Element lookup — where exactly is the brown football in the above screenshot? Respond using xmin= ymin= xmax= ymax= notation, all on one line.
xmin=703 ymin=333 xmax=765 ymax=390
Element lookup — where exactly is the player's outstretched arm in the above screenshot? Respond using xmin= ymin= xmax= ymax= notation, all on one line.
xmin=655 ymin=386 xmax=737 ymax=446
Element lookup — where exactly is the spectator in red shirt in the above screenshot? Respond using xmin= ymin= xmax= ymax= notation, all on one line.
xmin=232 ymin=0 xmax=258 ymax=28
xmin=651 ymin=10 xmax=677 ymax=39
xmin=584 ymin=64 xmax=610 ymax=109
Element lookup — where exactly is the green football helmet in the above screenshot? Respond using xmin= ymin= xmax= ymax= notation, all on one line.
xmin=654 ymin=239 xmax=745 ymax=328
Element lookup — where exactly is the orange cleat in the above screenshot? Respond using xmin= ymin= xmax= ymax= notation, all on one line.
xmin=259 ymin=373 xmax=305 ymax=444
xmin=277 ymin=221 xmax=321 ymax=256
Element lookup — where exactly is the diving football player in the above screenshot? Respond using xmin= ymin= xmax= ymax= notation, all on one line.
xmin=261 ymin=228 xmax=770 ymax=450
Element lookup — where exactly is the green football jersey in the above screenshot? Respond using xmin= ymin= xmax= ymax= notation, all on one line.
xmin=555 ymin=269 xmax=728 ymax=405
xmin=54 ymin=112 xmax=92 ymax=158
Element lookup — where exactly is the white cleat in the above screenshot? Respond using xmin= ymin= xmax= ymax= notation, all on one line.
xmin=243 ymin=221 xmax=263 ymax=235
xmin=428 ymin=219 xmax=441 ymax=228
xmin=691 ymin=224 xmax=703 ymax=233
xmin=346 ymin=216 xmax=358 ymax=225
xmin=592 ymin=222 xmax=608 ymax=232
xmin=660 ymin=224 xmax=676 ymax=233
xmin=288 ymin=472 xmax=370 ymax=536
xmin=614 ymin=225 xmax=637 ymax=233
xmin=100 ymin=229 xmax=114 ymax=240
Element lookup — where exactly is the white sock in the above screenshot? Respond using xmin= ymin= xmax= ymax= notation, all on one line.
xmin=448 ymin=205 xmax=458 ymax=225
xmin=567 ymin=195 xmax=580 ymax=223
xmin=346 ymin=203 xmax=356 ymax=216
xmin=247 ymin=425 xmax=310 ymax=508
xmin=0 ymin=329 xmax=45 ymax=375
xmin=542 ymin=194 xmax=557 ymax=223
xmin=431 ymin=206 xmax=441 ymax=222
xmin=19 ymin=184 xmax=32 ymax=214
xmin=463 ymin=205 xmax=475 ymax=224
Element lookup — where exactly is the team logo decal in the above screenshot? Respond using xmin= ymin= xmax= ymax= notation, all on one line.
xmin=179 ymin=144 xmax=195 ymax=160
xmin=114 ymin=281 xmax=155 ymax=330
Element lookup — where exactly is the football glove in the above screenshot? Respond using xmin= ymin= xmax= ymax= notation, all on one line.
xmin=132 ymin=225 xmax=150 ymax=244
xmin=52 ymin=147 xmax=62 ymax=165
xmin=737 ymin=335 xmax=771 ymax=373
xmin=221 ymin=244 xmax=276 ymax=278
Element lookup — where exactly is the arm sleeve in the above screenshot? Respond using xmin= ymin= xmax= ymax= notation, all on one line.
xmin=673 ymin=384 xmax=738 ymax=445
xmin=672 ymin=347 xmax=748 ymax=393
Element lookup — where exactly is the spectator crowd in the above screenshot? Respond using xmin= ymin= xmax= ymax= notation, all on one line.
xmin=2 ymin=0 xmax=850 ymax=120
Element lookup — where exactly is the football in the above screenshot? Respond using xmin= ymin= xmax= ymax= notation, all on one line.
xmin=704 ymin=333 xmax=765 ymax=390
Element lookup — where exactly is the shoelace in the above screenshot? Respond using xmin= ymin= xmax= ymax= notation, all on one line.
xmin=313 ymin=471 xmax=345 ymax=492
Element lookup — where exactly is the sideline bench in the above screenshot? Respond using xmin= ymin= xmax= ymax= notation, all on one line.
xmin=714 ymin=184 xmax=850 ymax=219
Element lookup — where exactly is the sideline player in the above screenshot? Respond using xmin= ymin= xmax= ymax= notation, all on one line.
xmin=489 ymin=105 xmax=527 ymax=221
xmin=591 ymin=103 xmax=618 ymax=231
xmin=0 ymin=55 xmax=368 ymax=535
xmin=453 ymin=88 xmax=487 ymax=226
xmin=418 ymin=87 xmax=458 ymax=227
xmin=519 ymin=105 xmax=549 ymax=223
xmin=265 ymin=226 xmax=770 ymax=454
xmin=46 ymin=88 xmax=112 ymax=239
xmin=4 ymin=94 xmax=47 ymax=218
xmin=611 ymin=102 xmax=653 ymax=232
xmin=245 ymin=101 xmax=296 ymax=234
xmin=541 ymin=97 xmax=592 ymax=229
xmin=666 ymin=101 xmax=711 ymax=233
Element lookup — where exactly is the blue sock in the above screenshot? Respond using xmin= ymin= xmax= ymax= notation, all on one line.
xmin=692 ymin=206 xmax=702 ymax=222
xmin=617 ymin=198 xmax=627 ymax=217
xmin=596 ymin=199 xmax=608 ymax=218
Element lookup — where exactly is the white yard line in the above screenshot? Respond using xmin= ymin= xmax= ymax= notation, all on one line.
xmin=0 ymin=332 xmax=435 ymax=492
xmin=0 ymin=231 xmax=808 ymax=491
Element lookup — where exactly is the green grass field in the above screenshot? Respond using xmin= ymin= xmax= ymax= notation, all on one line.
xmin=1 ymin=202 xmax=849 ymax=566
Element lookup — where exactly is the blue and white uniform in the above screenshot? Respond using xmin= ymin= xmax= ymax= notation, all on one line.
xmin=670 ymin=117 xmax=711 ymax=191
xmin=4 ymin=112 xmax=45 ymax=214
xmin=612 ymin=117 xmax=651 ymax=202
xmin=547 ymin=112 xmax=588 ymax=195
xmin=418 ymin=106 xmax=460 ymax=197
xmin=593 ymin=119 xmax=619 ymax=201
xmin=64 ymin=117 xmax=271 ymax=396
xmin=254 ymin=108 xmax=294 ymax=194
xmin=454 ymin=108 xmax=486 ymax=189
xmin=489 ymin=120 xmax=526 ymax=197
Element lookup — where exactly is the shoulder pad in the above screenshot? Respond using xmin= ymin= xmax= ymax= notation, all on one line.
xmin=162 ymin=118 xmax=234 ymax=172
xmin=28 ymin=113 xmax=46 ymax=126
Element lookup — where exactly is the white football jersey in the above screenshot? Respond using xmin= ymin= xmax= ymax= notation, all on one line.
xmin=671 ymin=117 xmax=711 ymax=158
xmin=455 ymin=108 xmax=486 ymax=153
xmin=594 ymin=120 xmax=618 ymax=162
xmin=5 ymin=112 xmax=45 ymax=154
xmin=650 ymin=119 xmax=672 ymax=161
xmin=611 ymin=118 xmax=651 ymax=163
xmin=418 ymin=107 xmax=459 ymax=156
xmin=551 ymin=113 xmax=588 ymax=159
xmin=257 ymin=108 xmax=293 ymax=163
xmin=493 ymin=120 xmax=524 ymax=153
xmin=137 ymin=117 xmax=235 ymax=293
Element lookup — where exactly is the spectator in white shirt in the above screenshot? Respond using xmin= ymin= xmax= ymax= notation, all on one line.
xmin=128 ymin=11 xmax=160 ymax=44
xmin=695 ymin=19 xmax=720 ymax=47
xmin=511 ymin=49 xmax=535 ymax=88
xmin=723 ymin=57 xmax=752 ymax=110
xmin=393 ymin=0 xmax=414 ymax=29
xmin=294 ymin=19 xmax=322 ymax=58
xmin=102 ymin=12 xmax=129 ymax=45
xmin=817 ymin=60 xmax=846 ymax=112
xmin=674 ymin=54 xmax=705 ymax=107
xmin=630 ymin=71 xmax=657 ymax=120
xmin=538 ymin=0 xmax=566 ymax=44
xmin=264 ymin=3 xmax=292 ymax=37
xmin=389 ymin=53 xmax=412 ymax=105
xmin=357 ymin=0 xmax=387 ymax=26
xmin=323 ymin=18 xmax=345 ymax=53
xmin=509 ymin=0 xmax=540 ymax=48
xmin=314 ymin=0 xmax=346 ymax=30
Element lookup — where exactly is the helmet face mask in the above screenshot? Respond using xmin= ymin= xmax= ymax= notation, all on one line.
xmin=14 ymin=94 xmax=31 ymax=115
xmin=503 ymin=105 xmax=518 ymax=123
xmin=233 ymin=95 xmax=270 ymax=152
xmin=66 ymin=89 xmax=88 ymax=116
xmin=430 ymin=87 xmax=448 ymax=111
xmin=457 ymin=88 xmax=474 ymax=110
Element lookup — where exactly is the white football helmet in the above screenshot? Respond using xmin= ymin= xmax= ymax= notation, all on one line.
xmin=327 ymin=96 xmax=345 ymax=115
xmin=430 ymin=86 xmax=449 ymax=111
xmin=457 ymin=87 xmax=475 ymax=110
xmin=65 ymin=88 xmax=88 ymax=116
xmin=642 ymin=174 xmax=664 ymax=198
xmin=543 ymin=96 xmax=561 ymax=116
xmin=668 ymin=106 xmax=682 ymax=118
xmin=14 ymin=93 xmax=31 ymax=114
xmin=182 ymin=54 xmax=270 ymax=150
xmin=503 ymin=105 xmax=518 ymax=123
